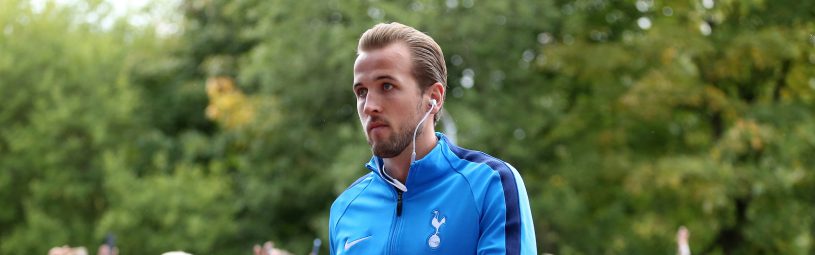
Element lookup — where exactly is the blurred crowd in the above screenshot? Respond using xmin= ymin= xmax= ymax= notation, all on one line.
xmin=47 ymin=240 xmax=311 ymax=255
xmin=45 ymin=228 xmax=689 ymax=255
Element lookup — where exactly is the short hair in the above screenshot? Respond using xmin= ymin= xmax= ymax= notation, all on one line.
xmin=358 ymin=22 xmax=447 ymax=121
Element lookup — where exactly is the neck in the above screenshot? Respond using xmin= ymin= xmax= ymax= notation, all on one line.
xmin=383 ymin=127 xmax=437 ymax=184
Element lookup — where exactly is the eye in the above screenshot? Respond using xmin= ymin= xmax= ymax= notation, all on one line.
xmin=356 ymin=87 xmax=368 ymax=98
xmin=383 ymin=83 xmax=394 ymax=91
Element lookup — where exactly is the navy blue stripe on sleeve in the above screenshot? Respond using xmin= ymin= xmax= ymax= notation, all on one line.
xmin=447 ymin=143 xmax=521 ymax=255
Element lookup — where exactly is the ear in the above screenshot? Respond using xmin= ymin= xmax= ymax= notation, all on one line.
xmin=427 ymin=82 xmax=445 ymax=114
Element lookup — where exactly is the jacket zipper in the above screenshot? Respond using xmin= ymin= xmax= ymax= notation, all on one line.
xmin=396 ymin=190 xmax=403 ymax=216
xmin=387 ymin=188 xmax=404 ymax=255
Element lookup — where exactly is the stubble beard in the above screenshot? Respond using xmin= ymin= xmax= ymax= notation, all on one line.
xmin=368 ymin=104 xmax=425 ymax=158
xmin=369 ymin=124 xmax=414 ymax=158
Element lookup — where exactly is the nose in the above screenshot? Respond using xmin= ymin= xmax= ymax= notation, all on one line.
xmin=361 ymin=93 xmax=382 ymax=115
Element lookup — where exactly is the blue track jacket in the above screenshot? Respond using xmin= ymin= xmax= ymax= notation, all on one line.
xmin=329 ymin=133 xmax=536 ymax=254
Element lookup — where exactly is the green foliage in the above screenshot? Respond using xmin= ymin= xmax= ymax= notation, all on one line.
xmin=99 ymin=149 xmax=238 ymax=254
xmin=0 ymin=0 xmax=139 ymax=253
xmin=531 ymin=0 xmax=815 ymax=253
xmin=0 ymin=0 xmax=235 ymax=254
xmin=1 ymin=0 xmax=813 ymax=254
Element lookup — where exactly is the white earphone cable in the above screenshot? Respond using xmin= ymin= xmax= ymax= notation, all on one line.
xmin=411 ymin=100 xmax=435 ymax=164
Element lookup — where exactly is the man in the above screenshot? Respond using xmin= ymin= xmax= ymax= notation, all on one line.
xmin=329 ymin=22 xmax=536 ymax=254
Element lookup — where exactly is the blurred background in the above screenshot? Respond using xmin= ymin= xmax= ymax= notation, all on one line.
xmin=1 ymin=0 xmax=814 ymax=254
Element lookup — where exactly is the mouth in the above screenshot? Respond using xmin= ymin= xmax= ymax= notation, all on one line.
xmin=366 ymin=122 xmax=388 ymax=134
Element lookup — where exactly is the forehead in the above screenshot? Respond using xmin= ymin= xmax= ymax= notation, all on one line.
xmin=353 ymin=43 xmax=413 ymax=82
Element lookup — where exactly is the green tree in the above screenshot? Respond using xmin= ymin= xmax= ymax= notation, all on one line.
xmin=0 ymin=0 xmax=140 ymax=252
xmin=2 ymin=0 xmax=813 ymax=254
xmin=533 ymin=0 xmax=815 ymax=253
xmin=172 ymin=0 xmax=815 ymax=253
xmin=0 ymin=1 xmax=237 ymax=254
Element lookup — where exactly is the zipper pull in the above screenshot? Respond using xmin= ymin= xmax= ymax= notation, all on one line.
xmin=396 ymin=190 xmax=403 ymax=217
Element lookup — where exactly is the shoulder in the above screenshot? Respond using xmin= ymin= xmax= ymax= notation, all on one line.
xmin=329 ymin=173 xmax=375 ymax=237
xmin=330 ymin=173 xmax=373 ymax=216
xmin=443 ymin=142 xmax=526 ymax=207
xmin=444 ymin=142 xmax=519 ymax=184
xmin=441 ymin=138 xmax=537 ymax=254
xmin=346 ymin=172 xmax=374 ymax=191
xmin=329 ymin=173 xmax=375 ymax=251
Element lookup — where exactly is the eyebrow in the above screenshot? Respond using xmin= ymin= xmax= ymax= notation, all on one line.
xmin=353 ymin=75 xmax=397 ymax=88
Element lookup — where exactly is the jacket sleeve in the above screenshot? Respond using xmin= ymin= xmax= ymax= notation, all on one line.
xmin=477 ymin=164 xmax=537 ymax=255
xmin=328 ymin=173 xmax=373 ymax=255
xmin=329 ymin=205 xmax=337 ymax=255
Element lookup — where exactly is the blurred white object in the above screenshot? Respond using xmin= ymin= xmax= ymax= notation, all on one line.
xmin=162 ymin=251 xmax=193 ymax=255
xmin=677 ymin=226 xmax=691 ymax=255
xmin=309 ymin=238 xmax=321 ymax=255
xmin=253 ymin=241 xmax=292 ymax=255
xmin=439 ymin=109 xmax=457 ymax=144
xmin=48 ymin=246 xmax=87 ymax=255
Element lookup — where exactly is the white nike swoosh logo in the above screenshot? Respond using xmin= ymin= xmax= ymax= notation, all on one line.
xmin=344 ymin=236 xmax=372 ymax=251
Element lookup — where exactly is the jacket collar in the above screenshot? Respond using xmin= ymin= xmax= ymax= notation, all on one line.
xmin=365 ymin=132 xmax=452 ymax=193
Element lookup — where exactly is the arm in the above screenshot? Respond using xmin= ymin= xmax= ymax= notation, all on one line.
xmin=477 ymin=164 xmax=537 ymax=255
xmin=328 ymin=211 xmax=337 ymax=255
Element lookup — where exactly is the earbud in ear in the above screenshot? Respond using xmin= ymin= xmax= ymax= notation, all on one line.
xmin=430 ymin=99 xmax=437 ymax=107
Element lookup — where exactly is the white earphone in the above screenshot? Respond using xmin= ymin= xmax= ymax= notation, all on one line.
xmin=412 ymin=98 xmax=437 ymax=164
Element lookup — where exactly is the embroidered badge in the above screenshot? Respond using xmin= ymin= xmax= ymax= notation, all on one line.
xmin=428 ymin=210 xmax=446 ymax=249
